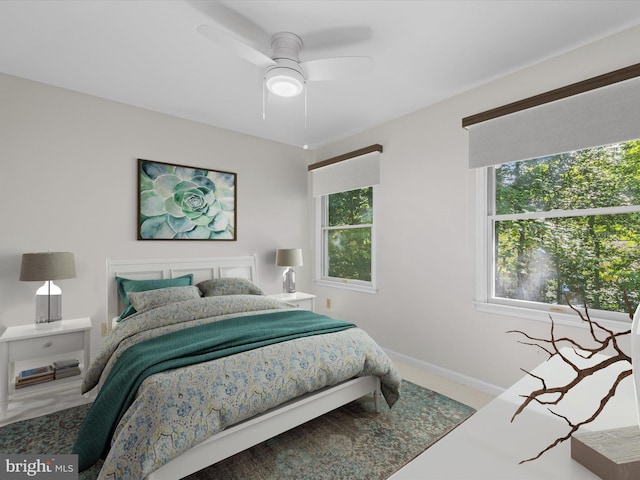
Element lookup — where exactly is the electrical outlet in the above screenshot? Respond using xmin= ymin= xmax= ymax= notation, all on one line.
xmin=101 ymin=323 xmax=108 ymax=336
xmin=326 ymin=298 xmax=331 ymax=309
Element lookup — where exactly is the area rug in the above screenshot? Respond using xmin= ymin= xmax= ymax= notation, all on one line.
xmin=0 ymin=380 xmax=475 ymax=479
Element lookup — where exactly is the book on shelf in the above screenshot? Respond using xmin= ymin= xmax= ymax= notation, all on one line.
xmin=54 ymin=366 xmax=81 ymax=379
xmin=15 ymin=373 xmax=54 ymax=388
xmin=53 ymin=359 xmax=80 ymax=370
xmin=52 ymin=358 xmax=81 ymax=379
xmin=18 ymin=365 xmax=54 ymax=381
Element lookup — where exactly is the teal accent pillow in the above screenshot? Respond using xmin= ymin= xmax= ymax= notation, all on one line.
xmin=116 ymin=274 xmax=194 ymax=321
xmin=197 ymin=277 xmax=264 ymax=297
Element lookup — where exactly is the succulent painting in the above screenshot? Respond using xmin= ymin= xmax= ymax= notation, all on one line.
xmin=138 ymin=160 xmax=236 ymax=240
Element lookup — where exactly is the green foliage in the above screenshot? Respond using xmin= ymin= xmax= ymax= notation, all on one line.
xmin=326 ymin=188 xmax=373 ymax=281
xmin=328 ymin=187 xmax=373 ymax=226
xmin=495 ymin=140 xmax=640 ymax=313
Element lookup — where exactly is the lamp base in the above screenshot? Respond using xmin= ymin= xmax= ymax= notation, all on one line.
xmin=35 ymin=321 xmax=62 ymax=330
xmin=282 ymin=267 xmax=296 ymax=294
xmin=35 ymin=281 xmax=63 ymax=326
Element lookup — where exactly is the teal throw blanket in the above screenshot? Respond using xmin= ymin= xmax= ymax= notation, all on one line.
xmin=72 ymin=310 xmax=355 ymax=471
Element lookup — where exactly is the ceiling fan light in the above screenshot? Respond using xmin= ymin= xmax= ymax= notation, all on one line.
xmin=266 ymin=67 xmax=304 ymax=97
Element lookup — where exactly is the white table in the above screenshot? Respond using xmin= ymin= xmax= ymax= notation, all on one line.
xmin=0 ymin=317 xmax=91 ymax=416
xmin=390 ymin=349 xmax=638 ymax=479
xmin=268 ymin=292 xmax=316 ymax=312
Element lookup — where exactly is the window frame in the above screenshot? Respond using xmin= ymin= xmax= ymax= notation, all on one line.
xmin=314 ymin=186 xmax=378 ymax=294
xmin=475 ymin=165 xmax=637 ymax=329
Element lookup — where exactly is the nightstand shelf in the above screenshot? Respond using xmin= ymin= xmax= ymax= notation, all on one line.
xmin=0 ymin=317 xmax=91 ymax=416
xmin=268 ymin=292 xmax=316 ymax=312
xmin=10 ymin=371 xmax=85 ymax=396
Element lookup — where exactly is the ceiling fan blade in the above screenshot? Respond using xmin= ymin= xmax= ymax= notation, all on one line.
xmin=187 ymin=0 xmax=272 ymax=47
xmin=197 ymin=24 xmax=275 ymax=68
xmin=302 ymin=56 xmax=374 ymax=82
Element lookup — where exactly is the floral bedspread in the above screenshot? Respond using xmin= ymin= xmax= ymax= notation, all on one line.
xmin=80 ymin=295 xmax=402 ymax=480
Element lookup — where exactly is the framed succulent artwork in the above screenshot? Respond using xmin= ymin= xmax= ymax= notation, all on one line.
xmin=138 ymin=159 xmax=236 ymax=240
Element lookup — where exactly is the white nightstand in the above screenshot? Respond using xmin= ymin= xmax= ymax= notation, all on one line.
xmin=268 ymin=292 xmax=316 ymax=312
xmin=0 ymin=317 xmax=91 ymax=416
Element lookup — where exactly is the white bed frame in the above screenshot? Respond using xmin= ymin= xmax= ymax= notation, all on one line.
xmin=105 ymin=256 xmax=382 ymax=480
xmin=107 ymin=255 xmax=260 ymax=333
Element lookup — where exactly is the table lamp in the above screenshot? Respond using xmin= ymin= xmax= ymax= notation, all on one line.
xmin=20 ymin=252 xmax=76 ymax=326
xmin=275 ymin=248 xmax=303 ymax=294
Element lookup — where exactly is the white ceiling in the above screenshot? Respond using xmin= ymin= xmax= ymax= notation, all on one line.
xmin=2 ymin=0 xmax=640 ymax=149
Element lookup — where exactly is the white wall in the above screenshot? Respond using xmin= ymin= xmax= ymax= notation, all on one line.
xmin=3 ymin=24 xmax=640 ymax=392
xmin=0 ymin=74 xmax=311 ymax=356
xmin=310 ymin=25 xmax=640 ymax=393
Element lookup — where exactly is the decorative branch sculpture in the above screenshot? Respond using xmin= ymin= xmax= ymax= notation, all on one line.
xmin=507 ymin=296 xmax=634 ymax=463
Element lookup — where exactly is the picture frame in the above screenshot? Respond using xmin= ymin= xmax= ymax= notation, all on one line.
xmin=138 ymin=159 xmax=237 ymax=240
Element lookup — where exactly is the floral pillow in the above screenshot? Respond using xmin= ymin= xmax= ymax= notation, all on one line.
xmin=197 ymin=277 xmax=264 ymax=297
xmin=116 ymin=274 xmax=194 ymax=320
xmin=127 ymin=286 xmax=201 ymax=314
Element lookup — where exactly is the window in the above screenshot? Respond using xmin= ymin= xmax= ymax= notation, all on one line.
xmin=485 ymin=139 xmax=640 ymax=319
xmin=309 ymin=145 xmax=382 ymax=293
xmin=317 ymin=186 xmax=376 ymax=291
xmin=466 ymin=67 xmax=640 ymax=322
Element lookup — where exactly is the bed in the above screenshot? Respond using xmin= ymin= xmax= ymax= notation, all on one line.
xmin=73 ymin=256 xmax=401 ymax=480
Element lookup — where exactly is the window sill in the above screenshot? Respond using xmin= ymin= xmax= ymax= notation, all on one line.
xmin=314 ymin=279 xmax=378 ymax=294
xmin=473 ymin=301 xmax=631 ymax=333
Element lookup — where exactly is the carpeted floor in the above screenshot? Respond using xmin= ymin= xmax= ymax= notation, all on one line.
xmin=0 ymin=380 xmax=475 ymax=479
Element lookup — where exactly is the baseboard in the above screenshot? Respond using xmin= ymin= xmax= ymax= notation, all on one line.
xmin=383 ymin=348 xmax=504 ymax=398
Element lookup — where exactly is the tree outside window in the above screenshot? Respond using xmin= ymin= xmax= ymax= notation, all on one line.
xmin=321 ymin=187 xmax=374 ymax=285
xmin=492 ymin=139 xmax=640 ymax=315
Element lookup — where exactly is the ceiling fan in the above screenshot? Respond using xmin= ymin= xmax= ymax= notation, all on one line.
xmin=196 ymin=24 xmax=373 ymax=98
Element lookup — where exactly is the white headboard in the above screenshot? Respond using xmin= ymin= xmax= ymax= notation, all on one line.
xmin=106 ymin=256 xmax=258 ymax=333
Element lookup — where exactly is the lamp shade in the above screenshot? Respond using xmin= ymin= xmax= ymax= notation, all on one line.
xmin=275 ymin=248 xmax=303 ymax=268
xmin=20 ymin=252 xmax=76 ymax=281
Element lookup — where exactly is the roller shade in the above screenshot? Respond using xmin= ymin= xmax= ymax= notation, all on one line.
xmin=311 ymin=150 xmax=380 ymax=196
xmin=467 ymin=75 xmax=640 ymax=168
